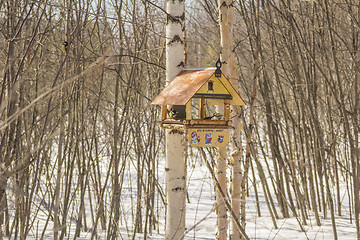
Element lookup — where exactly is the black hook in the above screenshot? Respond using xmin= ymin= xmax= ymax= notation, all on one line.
xmin=215 ymin=57 xmax=222 ymax=77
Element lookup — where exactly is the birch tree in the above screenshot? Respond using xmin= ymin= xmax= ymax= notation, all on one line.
xmin=165 ymin=0 xmax=186 ymax=239
xmin=215 ymin=129 xmax=228 ymax=240
xmin=215 ymin=0 xmax=243 ymax=238
xmin=217 ymin=0 xmax=243 ymax=238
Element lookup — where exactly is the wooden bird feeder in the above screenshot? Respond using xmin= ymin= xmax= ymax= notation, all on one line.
xmin=151 ymin=60 xmax=245 ymax=147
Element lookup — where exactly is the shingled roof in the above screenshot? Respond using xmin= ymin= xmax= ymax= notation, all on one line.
xmin=151 ymin=68 xmax=214 ymax=105
xmin=151 ymin=68 xmax=245 ymax=106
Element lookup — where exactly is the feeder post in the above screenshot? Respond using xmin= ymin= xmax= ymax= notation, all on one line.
xmin=161 ymin=105 xmax=167 ymax=120
xmin=224 ymin=100 xmax=230 ymax=121
xmin=200 ymin=98 xmax=206 ymax=119
xmin=186 ymin=100 xmax=192 ymax=120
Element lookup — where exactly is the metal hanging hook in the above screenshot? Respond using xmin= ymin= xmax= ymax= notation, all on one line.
xmin=215 ymin=58 xmax=222 ymax=77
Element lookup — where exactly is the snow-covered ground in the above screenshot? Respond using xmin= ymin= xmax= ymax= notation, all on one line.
xmin=5 ymin=154 xmax=356 ymax=239
xmin=128 ymin=156 xmax=356 ymax=240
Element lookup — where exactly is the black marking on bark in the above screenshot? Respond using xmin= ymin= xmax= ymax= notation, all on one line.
xmin=172 ymin=187 xmax=184 ymax=191
xmin=220 ymin=1 xmax=227 ymax=7
xmin=180 ymin=12 xmax=185 ymax=21
xmin=167 ymin=12 xmax=185 ymax=24
xmin=168 ymin=35 xmax=184 ymax=45
xmin=177 ymin=61 xmax=184 ymax=68
xmin=220 ymin=1 xmax=234 ymax=8
xmin=169 ymin=129 xmax=184 ymax=135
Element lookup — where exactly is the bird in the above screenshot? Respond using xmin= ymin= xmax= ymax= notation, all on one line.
xmin=168 ymin=108 xmax=177 ymax=119
xmin=204 ymin=112 xmax=223 ymax=120
xmin=61 ymin=41 xmax=68 ymax=53
xmin=213 ymin=112 xmax=223 ymax=120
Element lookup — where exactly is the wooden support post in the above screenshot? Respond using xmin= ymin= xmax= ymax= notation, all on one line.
xmin=161 ymin=105 xmax=167 ymax=120
xmin=224 ymin=100 xmax=230 ymax=121
xmin=200 ymin=98 xmax=206 ymax=119
xmin=186 ymin=100 xmax=192 ymax=120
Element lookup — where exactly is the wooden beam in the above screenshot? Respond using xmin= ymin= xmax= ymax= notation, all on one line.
xmin=186 ymin=125 xmax=232 ymax=129
xmin=200 ymin=98 xmax=206 ymax=119
xmin=224 ymin=100 xmax=230 ymax=121
xmin=194 ymin=93 xmax=232 ymax=99
xmin=190 ymin=119 xmax=227 ymax=125
xmin=161 ymin=105 xmax=167 ymax=120
xmin=186 ymin=100 xmax=192 ymax=120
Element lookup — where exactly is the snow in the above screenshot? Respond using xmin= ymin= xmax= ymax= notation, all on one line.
xmin=3 ymin=152 xmax=357 ymax=239
xmin=130 ymin=153 xmax=356 ymax=240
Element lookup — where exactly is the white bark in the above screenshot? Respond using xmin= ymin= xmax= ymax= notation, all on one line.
xmin=216 ymin=146 xmax=228 ymax=240
xmin=165 ymin=129 xmax=187 ymax=239
xmin=166 ymin=0 xmax=185 ymax=84
xmin=218 ymin=1 xmax=243 ymax=239
xmin=165 ymin=1 xmax=186 ymax=239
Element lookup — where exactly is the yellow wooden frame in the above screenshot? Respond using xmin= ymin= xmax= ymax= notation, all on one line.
xmin=200 ymin=98 xmax=206 ymax=119
xmin=161 ymin=105 xmax=167 ymax=120
xmin=186 ymin=100 xmax=192 ymax=120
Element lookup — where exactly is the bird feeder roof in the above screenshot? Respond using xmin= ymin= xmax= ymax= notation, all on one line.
xmin=151 ymin=68 xmax=245 ymax=106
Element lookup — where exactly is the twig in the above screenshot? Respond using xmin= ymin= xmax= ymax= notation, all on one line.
xmin=199 ymin=148 xmax=250 ymax=240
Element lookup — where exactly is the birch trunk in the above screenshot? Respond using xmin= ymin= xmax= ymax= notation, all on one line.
xmin=216 ymin=146 xmax=228 ymax=240
xmin=165 ymin=1 xmax=186 ymax=239
xmin=218 ymin=1 xmax=240 ymax=239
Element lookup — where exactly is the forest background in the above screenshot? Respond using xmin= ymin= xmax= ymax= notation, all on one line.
xmin=0 ymin=0 xmax=359 ymax=239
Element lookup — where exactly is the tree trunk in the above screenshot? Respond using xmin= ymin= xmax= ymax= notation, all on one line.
xmin=217 ymin=0 xmax=241 ymax=238
xmin=165 ymin=1 xmax=186 ymax=239
xmin=218 ymin=1 xmax=242 ymax=239
xmin=216 ymin=146 xmax=228 ymax=240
